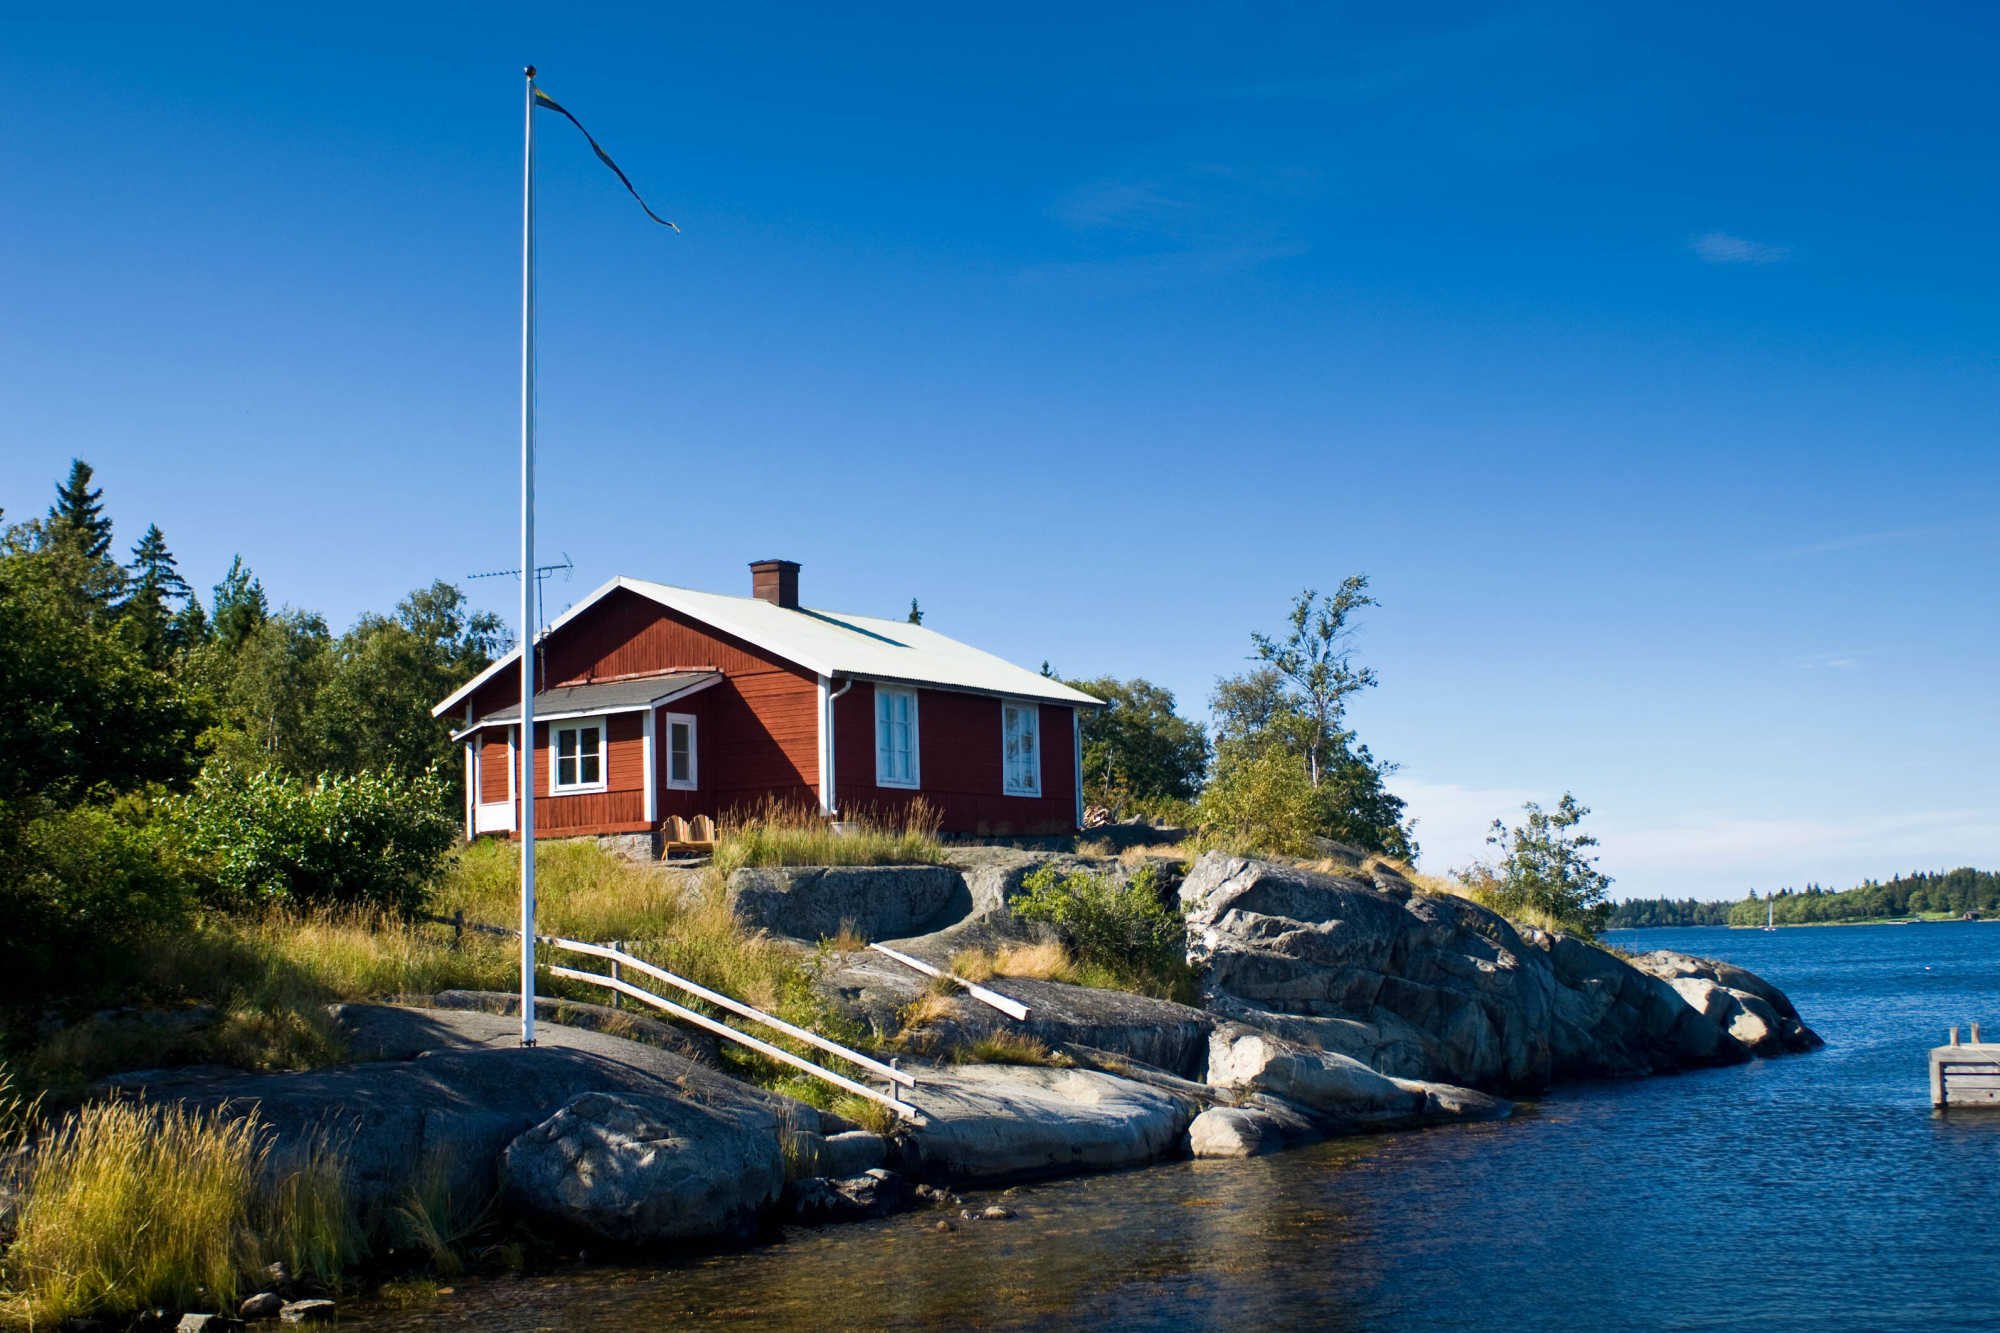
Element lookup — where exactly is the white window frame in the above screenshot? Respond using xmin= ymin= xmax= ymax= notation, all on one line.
xmin=1001 ymin=699 xmax=1042 ymax=797
xmin=549 ymin=718 xmax=608 ymax=795
xmin=874 ymin=685 xmax=921 ymax=789
xmin=664 ymin=712 xmax=699 ymax=791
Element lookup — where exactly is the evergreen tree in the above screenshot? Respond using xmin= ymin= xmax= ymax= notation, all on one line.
xmin=47 ymin=458 xmax=113 ymax=561
xmin=211 ymin=555 xmax=268 ymax=651
xmin=122 ymin=523 xmax=192 ymax=666
xmin=907 ymin=598 xmax=923 ymax=625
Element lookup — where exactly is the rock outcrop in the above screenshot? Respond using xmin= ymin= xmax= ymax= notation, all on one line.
xmin=725 ymin=865 xmax=969 ymax=941
xmin=500 ymin=1091 xmax=785 ymax=1245
xmin=1180 ymin=853 xmax=1819 ymax=1092
xmin=816 ymin=946 xmax=1214 ymax=1077
xmin=165 ymin=1004 xmax=817 ymax=1218
xmin=1628 ymin=950 xmax=1824 ymax=1056
xmin=905 ymin=1064 xmax=1199 ymax=1182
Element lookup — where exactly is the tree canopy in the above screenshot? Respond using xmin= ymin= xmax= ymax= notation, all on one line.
xmin=1197 ymin=581 xmax=1415 ymax=861
xmin=1065 ymin=675 xmax=1209 ymax=816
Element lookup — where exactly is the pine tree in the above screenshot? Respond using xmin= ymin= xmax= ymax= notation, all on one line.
xmin=47 ymin=458 xmax=113 ymax=561
xmin=907 ymin=597 xmax=923 ymax=625
xmin=211 ymin=555 xmax=269 ymax=651
xmin=122 ymin=523 xmax=192 ymax=665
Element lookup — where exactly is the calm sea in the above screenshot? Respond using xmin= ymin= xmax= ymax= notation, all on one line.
xmin=354 ymin=922 xmax=2000 ymax=1331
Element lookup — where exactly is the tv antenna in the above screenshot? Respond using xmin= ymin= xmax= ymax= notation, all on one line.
xmin=468 ymin=553 xmax=575 ymax=632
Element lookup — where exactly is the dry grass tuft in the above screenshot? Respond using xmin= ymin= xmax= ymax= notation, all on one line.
xmin=899 ymin=990 xmax=959 ymax=1032
xmin=954 ymin=1030 xmax=1070 ymax=1067
xmin=948 ymin=948 xmax=996 ymax=983
xmin=821 ymin=923 xmax=870 ymax=953
xmin=710 ymin=797 xmax=943 ymax=874
xmin=993 ymin=940 xmax=1075 ymax=981
xmin=0 ymin=1102 xmax=354 ymax=1325
xmin=950 ymin=941 xmax=1077 ymax=985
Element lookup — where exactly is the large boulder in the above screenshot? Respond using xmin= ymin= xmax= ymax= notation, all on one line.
xmin=1180 ymin=854 xmax=1808 ymax=1092
xmin=1180 ymin=854 xmax=1559 ymax=1088
xmin=163 ymin=1005 xmax=816 ymax=1220
xmin=1629 ymin=950 xmax=1822 ymax=1055
xmin=906 ymin=1064 xmax=1198 ymax=1181
xmin=501 ymin=1091 xmax=784 ymax=1245
xmin=725 ymin=865 xmax=969 ymax=942
xmin=1204 ymin=1023 xmax=1510 ymax=1130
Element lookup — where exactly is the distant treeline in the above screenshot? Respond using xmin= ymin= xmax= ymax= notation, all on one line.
xmin=1607 ymin=868 xmax=2000 ymax=929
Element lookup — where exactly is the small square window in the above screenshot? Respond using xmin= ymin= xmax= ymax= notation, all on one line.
xmin=551 ymin=722 xmax=605 ymax=794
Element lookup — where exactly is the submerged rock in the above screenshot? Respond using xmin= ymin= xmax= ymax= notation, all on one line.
xmin=1188 ymin=1106 xmax=1280 ymax=1158
xmin=501 ymin=1090 xmax=785 ymax=1245
xmin=788 ymin=1168 xmax=910 ymax=1223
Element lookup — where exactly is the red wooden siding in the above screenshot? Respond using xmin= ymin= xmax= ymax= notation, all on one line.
xmin=466 ymin=588 xmax=820 ymax=833
xmin=833 ymin=683 xmax=1078 ymax=835
xmin=477 ymin=731 xmax=510 ymax=804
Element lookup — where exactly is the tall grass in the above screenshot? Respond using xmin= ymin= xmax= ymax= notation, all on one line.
xmin=437 ymin=839 xmax=876 ymax=1086
xmin=0 ymin=1102 xmax=354 ymax=1325
xmin=711 ymin=798 xmax=942 ymax=874
xmin=23 ymin=910 xmax=516 ymax=1091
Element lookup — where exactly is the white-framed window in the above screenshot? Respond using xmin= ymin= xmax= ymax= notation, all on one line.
xmin=1002 ymin=700 xmax=1041 ymax=797
xmin=550 ymin=720 xmax=606 ymax=794
xmin=665 ymin=712 xmax=698 ymax=790
xmin=875 ymin=685 xmax=920 ymax=788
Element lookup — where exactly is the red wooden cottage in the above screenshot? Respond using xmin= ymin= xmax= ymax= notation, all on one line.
xmin=433 ymin=560 xmax=1104 ymax=842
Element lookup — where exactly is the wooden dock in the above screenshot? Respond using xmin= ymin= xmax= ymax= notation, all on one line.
xmin=1930 ymin=1024 xmax=2000 ymax=1109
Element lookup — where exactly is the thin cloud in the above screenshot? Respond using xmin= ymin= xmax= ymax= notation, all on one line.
xmin=1692 ymin=231 xmax=1791 ymax=264
xmin=1797 ymin=652 xmax=1860 ymax=671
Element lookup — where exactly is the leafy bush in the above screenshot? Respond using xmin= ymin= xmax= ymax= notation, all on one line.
xmin=172 ymin=765 xmax=458 ymax=914
xmin=1011 ymin=864 xmax=1197 ymax=1002
xmin=0 ymin=798 xmax=193 ymax=1004
xmin=1192 ymin=746 xmax=1327 ymax=858
xmin=1460 ymin=793 xmax=1612 ymax=938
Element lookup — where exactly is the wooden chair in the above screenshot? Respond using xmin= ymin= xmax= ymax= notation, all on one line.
xmin=660 ymin=814 xmax=718 ymax=856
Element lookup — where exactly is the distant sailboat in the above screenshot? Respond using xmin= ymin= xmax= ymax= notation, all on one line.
xmin=1763 ymin=900 xmax=1777 ymax=932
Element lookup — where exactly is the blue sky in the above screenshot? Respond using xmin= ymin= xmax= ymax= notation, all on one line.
xmin=4 ymin=3 xmax=1996 ymax=897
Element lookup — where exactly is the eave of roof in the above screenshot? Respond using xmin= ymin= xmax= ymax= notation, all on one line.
xmin=450 ymin=670 xmax=720 ymax=738
xmin=434 ymin=577 xmax=1105 ymax=717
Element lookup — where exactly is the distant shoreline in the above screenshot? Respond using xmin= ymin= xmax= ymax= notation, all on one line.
xmin=1609 ymin=915 xmax=1994 ymax=932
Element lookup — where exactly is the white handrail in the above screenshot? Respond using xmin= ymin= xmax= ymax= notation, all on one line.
xmin=868 ymin=943 xmax=1031 ymax=1021
xmin=545 ymin=935 xmax=914 ymax=1089
xmin=547 ymin=965 xmax=920 ymax=1121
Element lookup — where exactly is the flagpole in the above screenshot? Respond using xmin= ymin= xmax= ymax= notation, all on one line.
xmin=518 ymin=64 xmax=539 ymax=1048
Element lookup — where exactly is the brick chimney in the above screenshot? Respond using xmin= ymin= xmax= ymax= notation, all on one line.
xmin=749 ymin=559 xmax=801 ymax=609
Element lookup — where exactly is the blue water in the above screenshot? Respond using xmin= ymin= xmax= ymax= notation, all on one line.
xmin=357 ymin=923 xmax=2000 ymax=1331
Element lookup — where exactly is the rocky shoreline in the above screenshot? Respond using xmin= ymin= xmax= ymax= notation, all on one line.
xmin=26 ymin=850 xmax=1820 ymax=1325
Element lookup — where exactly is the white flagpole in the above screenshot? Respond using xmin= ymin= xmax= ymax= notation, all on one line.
xmin=518 ymin=64 xmax=539 ymax=1047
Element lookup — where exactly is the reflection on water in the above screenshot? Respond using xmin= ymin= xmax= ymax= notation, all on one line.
xmin=351 ymin=923 xmax=2000 ymax=1331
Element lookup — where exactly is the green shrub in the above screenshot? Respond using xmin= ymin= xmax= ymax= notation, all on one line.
xmin=0 ymin=797 xmax=192 ymax=1005
xmin=171 ymin=764 xmax=458 ymax=914
xmin=1192 ymin=746 xmax=1326 ymax=858
xmin=1011 ymin=864 xmax=1197 ymax=1003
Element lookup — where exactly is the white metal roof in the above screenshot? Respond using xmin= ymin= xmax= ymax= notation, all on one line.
xmin=434 ymin=576 xmax=1104 ymax=717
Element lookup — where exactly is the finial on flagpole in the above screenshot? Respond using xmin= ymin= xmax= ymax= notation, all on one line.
xmin=524 ymin=65 xmax=537 ymax=79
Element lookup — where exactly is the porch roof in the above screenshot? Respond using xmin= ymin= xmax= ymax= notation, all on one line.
xmin=454 ymin=669 xmax=720 ymax=737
